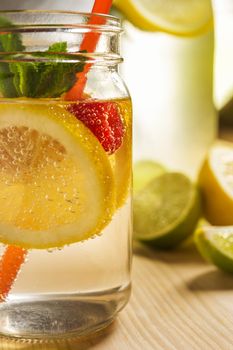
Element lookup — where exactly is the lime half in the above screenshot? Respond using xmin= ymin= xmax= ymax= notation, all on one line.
xmin=195 ymin=226 xmax=233 ymax=273
xmin=134 ymin=173 xmax=201 ymax=248
xmin=133 ymin=160 xmax=165 ymax=194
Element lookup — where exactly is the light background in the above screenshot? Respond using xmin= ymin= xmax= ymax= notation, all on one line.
xmin=0 ymin=0 xmax=93 ymax=11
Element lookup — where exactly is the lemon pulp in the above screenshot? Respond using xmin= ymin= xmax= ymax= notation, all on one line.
xmin=0 ymin=102 xmax=115 ymax=249
xmin=199 ymin=141 xmax=233 ymax=226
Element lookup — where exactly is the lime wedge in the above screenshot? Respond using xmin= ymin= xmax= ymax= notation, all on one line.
xmin=195 ymin=226 xmax=233 ymax=273
xmin=133 ymin=160 xmax=165 ymax=194
xmin=134 ymin=173 xmax=201 ymax=248
xmin=113 ymin=0 xmax=213 ymax=36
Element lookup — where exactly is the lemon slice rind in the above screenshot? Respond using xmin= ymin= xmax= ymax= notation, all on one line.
xmin=199 ymin=141 xmax=233 ymax=226
xmin=0 ymin=103 xmax=115 ymax=249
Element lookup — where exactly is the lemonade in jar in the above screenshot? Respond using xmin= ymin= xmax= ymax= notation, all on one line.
xmin=0 ymin=11 xmax=132 ymax=340
xmin=113 ymin=0 xmax=217 ymax=177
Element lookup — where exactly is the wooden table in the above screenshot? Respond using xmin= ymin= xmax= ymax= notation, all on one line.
xmin=1 ymin=130 xmax=233 ymax=350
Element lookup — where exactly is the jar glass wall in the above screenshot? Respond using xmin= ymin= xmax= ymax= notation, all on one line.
xmin=0 ymin=11 xmax=132 ymax=341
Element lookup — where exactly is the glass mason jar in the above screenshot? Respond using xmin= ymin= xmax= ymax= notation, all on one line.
xmin=0 ymin=11 xmax=132 ymax=340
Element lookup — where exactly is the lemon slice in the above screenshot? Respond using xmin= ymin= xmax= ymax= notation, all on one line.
xmin=195 ymin=226 xmax=233 ymax=273
xmin=110 ymin=99 xmax=132 ymax=208
xmin=113 ymin=0 xmax=213 ymax=36
xmin=199 ymin=141 xmax=233 ymax=226
xmin=112 ymin=135 xmax=132 ymax=208
xmin=0 ymin=103 xmax=115 ymax=249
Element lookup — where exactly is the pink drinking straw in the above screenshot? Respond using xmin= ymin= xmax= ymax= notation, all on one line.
xmin=0 ymin=0 xmax=113 ymax=301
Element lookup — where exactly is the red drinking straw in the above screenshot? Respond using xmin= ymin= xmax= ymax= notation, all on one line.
xmin=0 ymin=246 xmax=27 ymax=301
xmin=65 ymin=0 xmax=113 ymax=100
xmin=0 ymin=0 xmax=113 ymax=301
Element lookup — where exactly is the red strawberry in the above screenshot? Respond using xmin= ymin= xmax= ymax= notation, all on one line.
xmin=68 ymin=101 xmax=124 ymax=154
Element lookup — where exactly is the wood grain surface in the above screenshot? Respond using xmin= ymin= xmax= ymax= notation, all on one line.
xmin=0 ymin=130 xmax=233 ymax=350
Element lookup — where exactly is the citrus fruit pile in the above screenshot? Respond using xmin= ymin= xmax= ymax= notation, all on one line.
xmin=133 ymin=161 xmax=201 ymax=249
xmin=195 ymin=142 xmax=233 ymax=272
xmin=133 ymin=141 xmax=233 ymax=273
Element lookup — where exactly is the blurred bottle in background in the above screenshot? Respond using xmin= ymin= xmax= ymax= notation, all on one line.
xmin=213 ymin=0 xmax=233 ymax=109
xmin=113 ymin=0 xmax=217 ymax=178
xmin=213 ymin=0 xmax=233 ymax=127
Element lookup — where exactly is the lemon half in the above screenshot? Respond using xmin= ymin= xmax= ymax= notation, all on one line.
xmin=199 ymin=141 xmax=233 ymax=226
xmin=0 ymin=103 xmax=115 ymax=249
xmin=114 ymin=0 xmax=213 ymax=36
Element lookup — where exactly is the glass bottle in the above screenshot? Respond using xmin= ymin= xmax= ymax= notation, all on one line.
xmin=116 ymin=2 xmax=217 ymax=178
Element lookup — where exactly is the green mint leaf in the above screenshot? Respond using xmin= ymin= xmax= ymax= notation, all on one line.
xmin=0 ymin=17 xmax=25 ymax=97
xmin=0 ymin=63 xmax=17 ymax=97
xmin=0 ymin=17 xmax=86 ymax=98
xmin=9 ymin=44 xmax=86 ymax=98
xmin=48 ymin=42 xmax=68 ymax=53
xmin=0 ymin=17 xmax=25 ymax=52
xmin=10 ymin=59 xmax=41 ymax=97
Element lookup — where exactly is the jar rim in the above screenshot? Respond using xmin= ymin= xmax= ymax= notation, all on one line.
xmin=0 ymin=10 xmax=122 ymax=65
xmin=0 ymin=10 xmax=122 ymax=32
